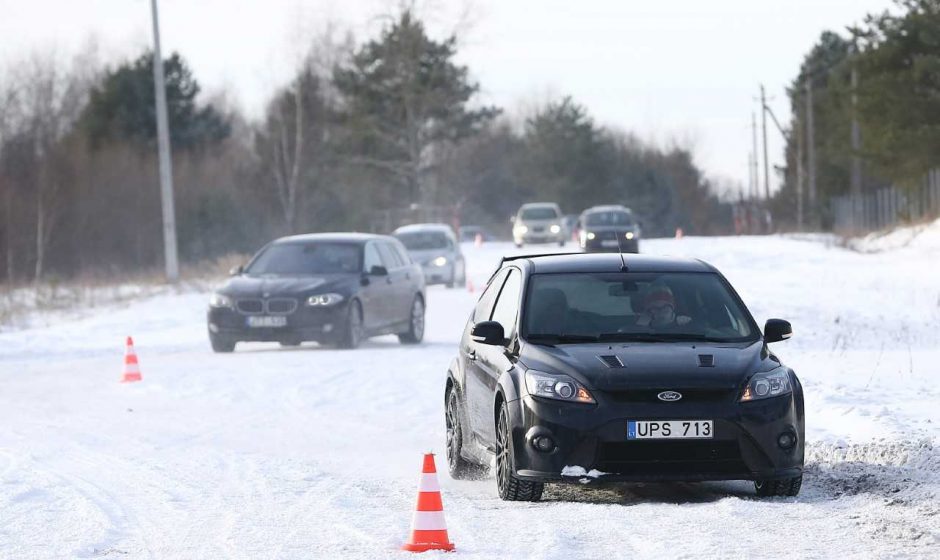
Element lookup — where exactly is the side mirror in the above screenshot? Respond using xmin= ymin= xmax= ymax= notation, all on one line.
xmin=229 ymin=265 xmax=244 ymax=276
xmin=471 ymin=320 xmax=506 ymax=346
xmin=369 ymin=265 xmax=388 ymax=276
xmin=764 ymin=319 xmax=792 ymax=343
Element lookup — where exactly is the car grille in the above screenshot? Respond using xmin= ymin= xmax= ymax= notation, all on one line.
xmin=596 ymin=440 xmax=745 ymax=475
xmin=235 ymin=298 xmax=297 ymax=315
xmin=531 ymin=226 xmax=545 ymax=233
xmin=605 ymin=388 xmax=735 ymax=404
xmin=266 ymin=298 xmax=298 ymax=314
xmin=236 ymin=299 xmax=264 ymax=314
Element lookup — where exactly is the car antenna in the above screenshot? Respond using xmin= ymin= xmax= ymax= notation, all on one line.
xmin=616 ymin=225 xmax=628 ymax=271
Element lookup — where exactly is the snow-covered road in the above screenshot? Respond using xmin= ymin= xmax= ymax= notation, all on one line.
xmin=1 ymin=235 xmax=938 ymax=559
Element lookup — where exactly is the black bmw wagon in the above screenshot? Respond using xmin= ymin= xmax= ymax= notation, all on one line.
xmin=207 ymin=233 xmax=426 ymax=352
xmin=444 ymin=252 xmax=803 ymax=501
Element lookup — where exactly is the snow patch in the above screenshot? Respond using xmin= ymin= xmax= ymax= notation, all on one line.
xmin=847 ymin=217 xmax=940 ymax=254
xmin=561 ymin=466 xmax=608 ymax=481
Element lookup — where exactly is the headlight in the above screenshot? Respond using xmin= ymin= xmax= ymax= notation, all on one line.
xmin=625 ymin=231 xmax=635 ymax=240
xmin=209 ymin=293 xmax=233 ymax=308
xmin=514 ymin=225 xmax=528 ymax=235
xmin=740 ymin=368 xmax=792 ymax=402
xmin=524 ymin=371 xmax=595 ymax=404
xmin=432 ymin=256 xmax=448 ymax=267
xmin=586 ymin=232 xmax=596 ymax=240
xmin=549 ymin=224 xmax=561 ymax=234
xmin=306 ymin=293 xmax=344 ymax=306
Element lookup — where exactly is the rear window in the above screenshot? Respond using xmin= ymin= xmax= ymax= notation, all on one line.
xmin=247 ymin=242 xmax=362 ymax=275
xmin=584 ymin=211 xmax=634 ymax=227
xmin=520 ymin=207 xmax=559 ymax=220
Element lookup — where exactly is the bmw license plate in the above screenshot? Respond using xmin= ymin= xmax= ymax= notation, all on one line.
xmin=627 ymin=420 xmax=713 ymax=439
xmin=246 ymin=315 xmax=287 ymax=328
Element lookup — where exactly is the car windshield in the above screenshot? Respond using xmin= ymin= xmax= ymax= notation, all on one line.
xmin=585 ymin=211 xmax=634 ymax=227
xmin=523 ymin=272 xmax=757 ymax=343
xmin=520 ymin=207 xmax=558 ymax=220
xmin=246 ymin=242 xmax=362 ymax=275
xmin=396 ymin=231 xmax=450 ymax=250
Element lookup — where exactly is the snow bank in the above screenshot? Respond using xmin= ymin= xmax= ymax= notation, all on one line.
xmin=848 ymin=217 xmax=940 ymax=253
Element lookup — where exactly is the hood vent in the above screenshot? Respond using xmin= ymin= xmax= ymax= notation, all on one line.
xmin=698 ymin=354 xmax=715 ymax=367
xmin=598 ymin=355 xmax=624 ymax=368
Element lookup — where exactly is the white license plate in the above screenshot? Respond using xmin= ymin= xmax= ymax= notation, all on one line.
xmin=246 ymin=315 xmax=287 ymax=328
xmin=601 ymin=240 xmax=619 ymax=247
xmin=627 ymin=420 xmax=713 ymax=439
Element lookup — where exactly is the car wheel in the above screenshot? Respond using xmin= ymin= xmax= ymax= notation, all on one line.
xmin=558 ymin=240 xmax=566 ymax=247
xmin=495 ymin=402 xmax=543 ymax=501
xmin=754 ymin=475 xmax=802 ymax=497
xmin=338 ymin=300 xmax=363 ymax=349
xmin=398 ymin=296 xmax=425 ymax=344
xmin=445 ymin=386 xmax=487 ymax=480
xmin=209 ymin=332 xmax=235 ymax=353
xmin=514 ymin=242 xmax=523 ymax=248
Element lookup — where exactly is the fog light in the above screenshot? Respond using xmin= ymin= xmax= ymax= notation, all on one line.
xmin=322 ymin=324 xmax=333 ymax=332
xmin=208 ymin=322 xmax=219 ymax=333
xmin=533 ymin=436 xmax=555 ymax=452
xmin=777 ymin=431 xmax=796 ymax=449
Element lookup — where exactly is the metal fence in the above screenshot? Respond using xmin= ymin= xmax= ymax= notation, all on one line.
xmin=831 ymin=168 xmax=940 ymax=233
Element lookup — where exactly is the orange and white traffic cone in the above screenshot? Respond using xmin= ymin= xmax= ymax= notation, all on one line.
xmin=474 ymin=232 xmax=483 ymax=247
xmin=467 ymin=278 xmax=474 ymax=294
xmin=675 ymin=227 xmax=684 ymax=240
xmin=402 ymin=453 xmax=455 ymax=553
xmin=121 ymin=336 xmax=142 ymax=383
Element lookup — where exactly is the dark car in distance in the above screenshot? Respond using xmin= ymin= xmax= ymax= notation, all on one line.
xmin=444 ymin=252 xmax=803 ymax=501
xmin=578 ymin=205 xmax=641 ymax=253
xmin=207 ymin=233 xmax=425 ymax=352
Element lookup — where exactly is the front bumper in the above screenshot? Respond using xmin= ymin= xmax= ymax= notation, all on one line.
xmin=421 ymin=263 xmax=454 ymax=285
xmin=508 ymin=391 xmax=803 ymax=483
xmin=515 ymin=231 xmax=566 ymax=244
xmin=582 ymin=238 xmax=639 ymax=253
xmin=207 ymin=302 xmax=348 ymax=343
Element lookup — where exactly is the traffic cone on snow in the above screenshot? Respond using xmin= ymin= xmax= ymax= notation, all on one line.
xmin=121 ymin=336 xmax=142 ymax=383
xmin=474 ymin=232 xmax=483 ymax=247
xmin=467 ymin=278 xmax=474 ymax=293
xmin=402 ymin=453 xmax=455 ymax=553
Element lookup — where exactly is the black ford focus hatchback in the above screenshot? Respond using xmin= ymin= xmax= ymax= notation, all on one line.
xmin=444 ymin=252 xmax=803 ymax=501
xmin=207 ymin=233 xmax=425 ymax=352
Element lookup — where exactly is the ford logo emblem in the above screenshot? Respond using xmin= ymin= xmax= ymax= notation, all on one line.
xmin=657 ymin=391 xmax=682 ymax=402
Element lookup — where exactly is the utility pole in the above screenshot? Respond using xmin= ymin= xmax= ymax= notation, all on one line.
xmin=150 ymin=0 xmax=179 ymax=283
xmin=850 ymin=48 xmax=862 ymax=200
xmin=751 ymin=111 xmax=759 ymax=199
xmin=795 ymin=93 xmax=805 ymax=232
xmin=805 ymin=78 xmax=817 ymax=227
xmin=760 ymin=85 xmax=771 ymax=200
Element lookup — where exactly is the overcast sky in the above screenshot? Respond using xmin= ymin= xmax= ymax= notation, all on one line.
xmin=0 ymin=0 xmax=895 ymax=196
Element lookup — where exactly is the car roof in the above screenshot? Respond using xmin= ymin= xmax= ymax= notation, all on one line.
xmin=393 ymin=223 xmax=454 ymax=234
xmin=503 ymin=252 xmax=715 ymax=274
xmin=273 ymin=232 xmax=389 ymax=245
xmin=520 ymin=202 xmax=560 ymax=208
xmin=582 ymin=205 xmax=633 ymax=214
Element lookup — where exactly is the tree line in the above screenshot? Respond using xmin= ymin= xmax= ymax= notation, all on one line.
xmin=773 ymin=0 xmax=940 ymax=228
xmin=0 ymin=9 xmax=732 ymax=283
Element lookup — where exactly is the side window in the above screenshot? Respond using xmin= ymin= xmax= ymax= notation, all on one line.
xmin=490 ymin=269 xmax=522 ymax=336
xmin=364 ymin=243 xmax=382 ymax=273
xmin=377 ymin=242 xmax=402 ymax=269
xmin=472 ymin=269 xmax=509 ymax=323
xmin=392 ymin=241 xmax=412 ymax=265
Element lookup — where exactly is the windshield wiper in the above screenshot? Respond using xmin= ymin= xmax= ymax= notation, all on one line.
xmin=526 ymin=333 xmax=600 ymax=345
xmin=597 ymin=332 xmax=728 ymax=343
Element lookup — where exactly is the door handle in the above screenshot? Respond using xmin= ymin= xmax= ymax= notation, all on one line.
xmin=466 ymin=349 xmax=476 ymax=361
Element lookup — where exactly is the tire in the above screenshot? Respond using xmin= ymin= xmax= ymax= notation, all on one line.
xmin=445 ymin=386 xmax=487 ymax=480
xmin=558 ymin=240 xmax=566 ymax=247
xmin=209 ymin=332 xmax=235 ymax=353
xmin=515 ymin=242 xmax=523 ymax=248
xmin=495 ymin=402 xmax=544 ymax=501
xmin=754 ymin=475 xmax=802 ymax=497
xmin=398 ymin=296 xmax=425 ymax=344
xmin=338 ymin=300 xmax=363 ymax=349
